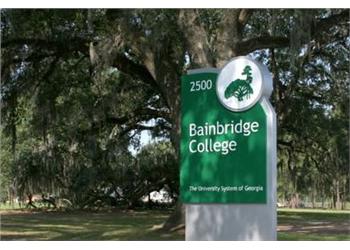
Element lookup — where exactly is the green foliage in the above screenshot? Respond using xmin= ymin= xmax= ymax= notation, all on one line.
xmin=0 ymin=137 xmax=14 ymax=202
xmin=137 ymin=141 xmax=178 ymax=198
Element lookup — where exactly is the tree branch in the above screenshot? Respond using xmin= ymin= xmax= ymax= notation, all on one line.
xmin=237 ymin=10 xmax=349 ymax=55
xmin=106 ymin=107 xmax=170 ymax=127
xmin=111 ymin=53 xmax=170 ymax=109
xmin=238 ymin=36 xmax=289 ymax=55
xmin=2 ymin=38 xmax=58 ymax=48
xmin=112 ymin=54 xmax=156 ymax=89
xmin=313 ymin=10 xmax=349 ymax=35
xmin=119 ymin=122 xmax=171 ymax=138
xmin=2 ymin=37 xmax=89 ymax=55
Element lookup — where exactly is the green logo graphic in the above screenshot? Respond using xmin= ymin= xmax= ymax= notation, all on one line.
xmin=224 ymin=65 xmax=253 ymax=101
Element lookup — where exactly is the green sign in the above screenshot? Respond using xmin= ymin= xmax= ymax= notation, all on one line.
xmin=180 ymin=57 xmax=272 ymax=204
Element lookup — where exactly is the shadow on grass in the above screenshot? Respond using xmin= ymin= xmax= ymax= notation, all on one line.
xmin=277 ymin=209 xmax=350 ymax=241
xmin=1 ymin=209 xmax=184 ymax=241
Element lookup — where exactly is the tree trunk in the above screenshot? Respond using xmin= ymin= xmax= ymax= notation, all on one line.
xmin=162 ymin=9 xmax=253 ymax=230
xmin=8 ymin=188 xmax=12 ymax=207
xmin=290 ymin=193 xmax=299 ymax=209
xmin=311 ymin=187 xmax=316 ymax=209
xmin=162 ymin=201 xmax=185 ymax=231
xmin=341 ymin=181 xmax=346 ymax=210
xmin=160 ymin=66 xmax=184 ymax=231
xmin=335 ymin=179 xmax=341 ymax=210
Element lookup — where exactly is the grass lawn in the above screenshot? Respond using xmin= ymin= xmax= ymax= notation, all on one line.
xmin=1 ymin=208 xmax=349 ymax=240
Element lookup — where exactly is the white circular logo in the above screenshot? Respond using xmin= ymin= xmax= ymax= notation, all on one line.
xmin=216 ymin=57 xmax=271 ymax=112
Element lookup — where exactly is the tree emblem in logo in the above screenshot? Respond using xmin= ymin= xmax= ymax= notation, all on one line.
xmin=224 ymin=65 xmax=253 ymax=102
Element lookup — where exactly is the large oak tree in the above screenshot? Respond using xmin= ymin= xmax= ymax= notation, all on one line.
xmin=1 ymin=9 xmax=349 ymax=227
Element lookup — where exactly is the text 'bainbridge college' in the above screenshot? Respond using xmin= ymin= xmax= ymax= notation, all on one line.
xmin=188 ymin=119 xmax=260 ymax=155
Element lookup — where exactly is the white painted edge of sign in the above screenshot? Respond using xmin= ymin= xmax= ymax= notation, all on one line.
xmin=260 ymin=97 xmax=277 ymax=240
xmin=187 ymin=68 xmax=220 ymax=74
